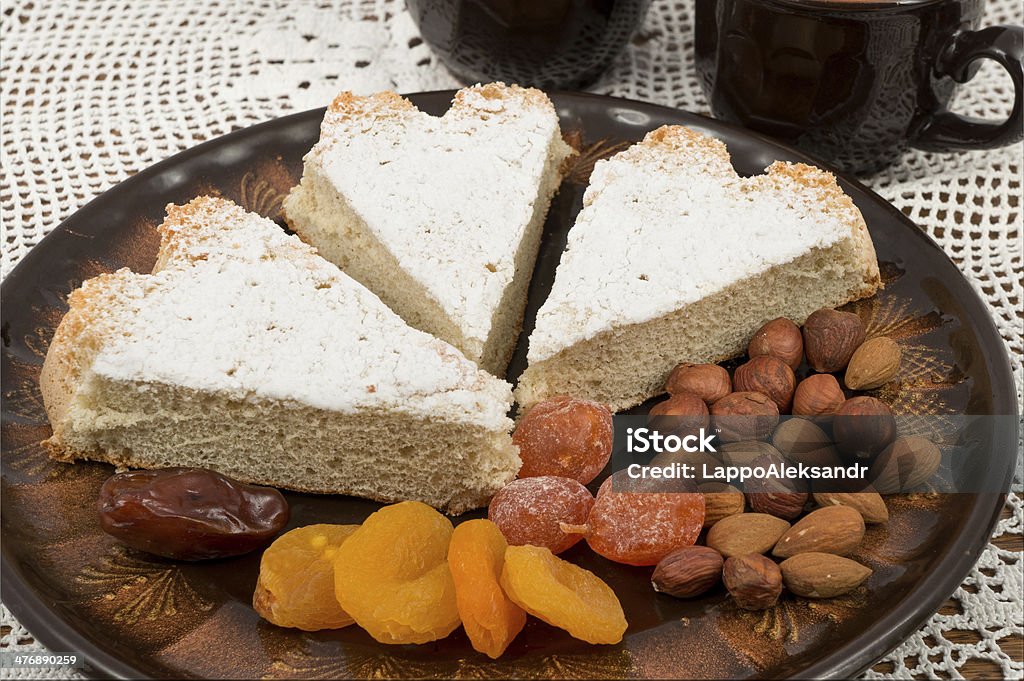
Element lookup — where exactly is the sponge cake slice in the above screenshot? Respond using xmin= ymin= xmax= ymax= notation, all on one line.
xmin=283 ymin=83 xmax=573 ymax=376
xmin=41 ymin=197 xmax=520 ymax=513
xmin=516 ymin=126 xmax=880 ymax=413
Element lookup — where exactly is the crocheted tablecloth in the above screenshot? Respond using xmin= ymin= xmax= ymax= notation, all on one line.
xmin=1 ymin=0 xmax=1021 ymax=678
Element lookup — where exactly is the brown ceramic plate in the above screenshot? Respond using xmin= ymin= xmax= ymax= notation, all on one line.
xmin=1 ymin=92 xmax=1017 ymax=680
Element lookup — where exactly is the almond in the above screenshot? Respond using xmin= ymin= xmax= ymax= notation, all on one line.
xmin=652 ymin=546 xmax=723 ymax=598
xmin=706 ymin=513 xmax=790 ymax=558
xmin=870 ymin=435 xmax=941 ymax=493
xmin=812 ymin=491 xmax=889 ymax=524
xmin=780 ymin=552 xmax=872 ymax=598
xmin=844 ymin=336 xmax=902 ymax=390
xmin=698 ymin=482 xmax=745 ymax=527
xmin=772 ymin=505 xmax=865 ymax=558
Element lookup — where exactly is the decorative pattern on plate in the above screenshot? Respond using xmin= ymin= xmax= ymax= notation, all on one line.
xmin=1 ymin=434 xmax=67 ymax=484
xmin=842 ymin=262 xmax=960 ymax=420
xmin=264 ymin=640 xmax=636 ymax=680
xmin=2 ymin=373 xmax=48 ymax=424
xmin=560 ymin=131 xmax=634 ymax=186
xmin=74 ymin=545 xmax=215 ymax=626
xmin=237 ymin=164 xmax=293 ymax=220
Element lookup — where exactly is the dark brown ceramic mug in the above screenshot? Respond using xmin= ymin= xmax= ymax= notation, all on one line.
xmin=694 ymin=0 xmax=1023 ymax=173
xmin=407 ymin=0 xmax=652 ymax=90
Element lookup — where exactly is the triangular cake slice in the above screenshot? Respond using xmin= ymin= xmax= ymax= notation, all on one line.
xmin=283 ymin=83 xmax=573 ymax=376
xmin=516 ymin=126 xmax=881 ymax=413
xmin=41 ymin=197 xmax=520 ymax=513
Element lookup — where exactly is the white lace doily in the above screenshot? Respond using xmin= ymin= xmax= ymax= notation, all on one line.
xmin=1 ymin=0 xmax=1021 ymax=678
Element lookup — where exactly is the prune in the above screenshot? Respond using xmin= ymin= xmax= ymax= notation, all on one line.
xmin=488 ymin=476 xmax=594 ymax=554
xmin=332 ymin=501 xmax=461 ymax=645
xmin=254 ymin=524 xmax=358 ymax=631
xmin=513 ymin=396 xmax=614 ymax=485
xmin=97 ymin=467 xmax=289 ymax=560
xmin=500 ymin=544 xmax=627 ymax=644
xmin=449 ymin=519 xmax=526 ymax=658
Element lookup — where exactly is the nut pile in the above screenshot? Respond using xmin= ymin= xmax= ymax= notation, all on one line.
xmin=655 ymin=501 xmax=876 ymax=608
xmin=655 ymin=307 xmax=940 ymax=495
xmin=642 ymin=306 xmax=943 ymax=609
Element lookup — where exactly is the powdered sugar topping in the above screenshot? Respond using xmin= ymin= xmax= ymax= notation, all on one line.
xmin=309 ymin=84 xmax=564 ymax=349
xmin=528 ymin=128 xmax=862 ymax=363
xmin=89 ymin=197 xmax=514 ymax=429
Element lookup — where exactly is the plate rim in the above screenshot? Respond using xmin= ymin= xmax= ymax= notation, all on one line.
xmin=1 ymin=90 xmax=1018 ymax=681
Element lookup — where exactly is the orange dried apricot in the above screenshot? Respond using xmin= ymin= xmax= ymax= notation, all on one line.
xmin=513 ymin=396 xmax=614 ymax=485
xmin=449 ymin=519 xmax=527 ymax=658
xmin=500 ymin=544 xmax=627 ymax=645
xmin=563 ymin=471 xmax=705 ymax=566
xmin=253 ymin=524 xmax=358 ymax=631
xmin=332 ymin=501 xmax=461 ymax=645
xmin=488 ymin=476 xmax=594 ymax=554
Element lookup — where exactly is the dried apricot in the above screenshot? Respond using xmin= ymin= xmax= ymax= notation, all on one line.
xmin=449 ymin=520 xmax=526 ymax=658
xmin=253 ymin=524 xmax=358 ymax=631
xmin=488 ymin=476 xmax=594 ymax=554
xmin=500 ymin=544 xmax=627 ymax=644
xmin=333 ymin=501 xmax=461 ymax=644
xmin=513 ymin=396 xmax=614 ymax=485
xmin=563 ymin=471 xmax=705 ymax=566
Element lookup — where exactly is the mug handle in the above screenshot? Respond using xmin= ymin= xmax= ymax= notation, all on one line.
xmin=912 ymin=25 xmax=1023 ymax=151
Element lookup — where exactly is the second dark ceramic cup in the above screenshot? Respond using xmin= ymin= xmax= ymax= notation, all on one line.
xmin=695 ymin=0 xmax=1023 ymax=173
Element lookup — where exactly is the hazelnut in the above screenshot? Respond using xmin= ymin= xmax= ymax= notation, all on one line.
xmin=718 ymin=440 xmax=782 ymax=467
xmin=647 ymin=392 xmax=709 ymax=437
xmin=802 ymin=309 xmax=866 ymax=373
xmin=793 ymin=374 xmax=846 ymax=418
xmin=812 ymin=491 xmax=889 ymax=524
xmin=723 ymin=554 xmax=783 ymax=610
xmin=832 ymin=396 xmax=897 ymax=457
xmin=771 ymin=418 xmax=843 ymax=468
xmin=746 ymin=451 xmax=809 ymax=520
xmin=650 ymin=450 xmax=725 ymax=482
xmin=665 ymin=363 xmax=731 ymax=404
xmin=733 ymin=356 xmax=796 ymax=412
xmin=711 ymin=392 xmax=780 ymax=442
xmin=844 ymin=336 xmax=902 ymax=391
xmin=870 ymin=435 xmax=941 ymax=493
xmin=748 ymin=317 xmax=803 ymax=370
xmin=652 ymin=546 xmax=724 ymax=598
